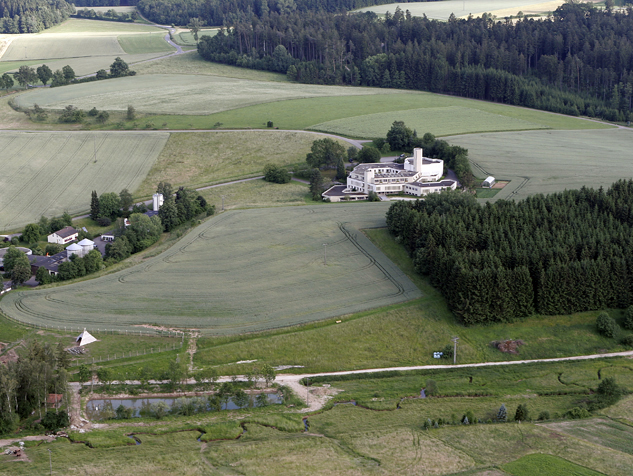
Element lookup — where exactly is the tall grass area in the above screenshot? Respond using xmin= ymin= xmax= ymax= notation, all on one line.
xmin=503 ymin=454 xmax=605 ymax=476
xmin=134 ymin=131 xmax=348 ymax=197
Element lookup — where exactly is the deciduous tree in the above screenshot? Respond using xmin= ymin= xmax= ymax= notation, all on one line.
xmin=36 ymin=64 xmax=52 ymax=85
xmin=306 ymin=138 xmax=346 ymax=169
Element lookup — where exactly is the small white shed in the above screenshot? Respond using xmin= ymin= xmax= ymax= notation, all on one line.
xmin=482 ymin=176 xmax=496 ymax=188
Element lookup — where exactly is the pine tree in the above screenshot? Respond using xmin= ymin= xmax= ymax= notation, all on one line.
xmin=90 ymin=190 xmax=100 ymax=220
xmin=158 ymin=196 xmax=180 ymax=232
xmin=309 ymin=168 xmax=324 ymax=201
xmin=336 ymin=158 xmax=346 ymax=181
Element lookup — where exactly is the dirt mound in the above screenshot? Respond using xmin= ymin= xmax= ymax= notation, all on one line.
xmin=492 ymin=339 xmax=525 ymax=354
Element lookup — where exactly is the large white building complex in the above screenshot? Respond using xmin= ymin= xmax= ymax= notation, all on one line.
xmin=323 ymin=148 xmax=457 ymax=202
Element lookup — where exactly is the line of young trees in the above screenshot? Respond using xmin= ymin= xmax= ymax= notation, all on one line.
xmin=0 ymin=0 xmax=74 ymax=34
xmin=74 ymin=7 xmax=139 ymax=22
xmin=199 ymin=3 xmax=633 ymax=122
xmin=0 ymin=341 xmax=70 ymax=435
xmin=387 ymin=180 xmax=633 ymax=324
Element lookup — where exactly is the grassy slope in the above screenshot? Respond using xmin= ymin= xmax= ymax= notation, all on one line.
xmin=0 ymin=131 xmax=169 ymax=231
xmin=135 ymin=131 xmax=348 ymax=196
xmin=132 ymin=51 xmax=288 ymax=81
xmin=198 ymin=92 xmax=611 ymax=133
xmin=448 ymin=128 xmax=633 ymax=200
xmin=503 ymin=453 xmax=605 ymax=476
xmin=118 ymin=33 xmax=174 ymax=54
xmin=188 ymin=228 xmax=631 ymax=375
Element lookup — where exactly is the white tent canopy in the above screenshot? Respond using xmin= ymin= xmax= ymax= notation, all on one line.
xmin=76 ymin=328 xmax=97 ymax=346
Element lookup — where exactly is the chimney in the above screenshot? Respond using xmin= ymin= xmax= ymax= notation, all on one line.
xmin=413 ymin=148 xmax=423 ymax=171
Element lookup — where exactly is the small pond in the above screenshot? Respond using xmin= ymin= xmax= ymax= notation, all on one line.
xmin=87 ymin=393 xmax=283 ymax=420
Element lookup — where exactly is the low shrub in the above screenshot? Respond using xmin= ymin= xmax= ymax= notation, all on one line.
xmin=596 ymin=311 xmax=619 ymax=338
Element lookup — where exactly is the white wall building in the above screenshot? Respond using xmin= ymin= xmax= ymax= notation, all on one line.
xmin=48 ymin=226 xmax=78 ymax=244
xmin=344 ymin=148 xmax=456 ymax=198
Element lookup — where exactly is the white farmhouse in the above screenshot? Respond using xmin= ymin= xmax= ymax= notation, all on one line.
xmin=47 ymin=226 xmax=78 ymax=245
xmin=323 ymin=148 xmax=456 ymax=202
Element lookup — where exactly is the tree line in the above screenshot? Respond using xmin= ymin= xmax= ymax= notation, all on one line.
xmin=0 ymin=0 xmax=74 ymax=33
xmin=0 ymin=341 xmax=70 ymax=435
xmin=198 ymin=3 xmax=633 ymax=122
xmin=71 ymin=0 xmax=140 ymax=6
xmin=136 ymin=0 xmax=435 ymax=27
xmin=386 ymin=180 xmax=633 ymax=324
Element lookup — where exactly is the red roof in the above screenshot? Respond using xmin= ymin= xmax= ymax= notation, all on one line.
xmin=47 ymin=394 xmax=63 ymax=404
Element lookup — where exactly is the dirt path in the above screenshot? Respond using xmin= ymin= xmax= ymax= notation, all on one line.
xmin=186 ymin=332 xmax=198 ymax=373
xmin=0 ymin=435 xmax=55 ymax=447
xmin=275 ymin=349 xmax=633 ymax=410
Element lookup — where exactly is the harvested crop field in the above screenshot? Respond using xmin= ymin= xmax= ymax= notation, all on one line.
xmin=356 ymin=0 xmax=565 ymax=20
xmin=310 ymin=106 xmax=548 ymax=138
xmin=0 ymin=204 xmax=422 ymax=333
xmin=0 ymin=131 xmax=168 ymax=230
xmin=14 ymin=74 xmax=402 ymax=115
xmin=447 ymin=128 xmax=633 ymax=200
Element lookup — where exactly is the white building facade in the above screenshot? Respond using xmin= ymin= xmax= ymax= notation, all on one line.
xmin=346 ymin=148 xmax=455 ymax=197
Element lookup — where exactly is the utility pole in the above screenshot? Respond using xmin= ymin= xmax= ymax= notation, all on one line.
xmin=48 ymin=449 xmax=52 ymax=475
xmin=452 ymin=336 xmax=459 ymax=364
xmin=323 ymin=243 xmax=327 ymax=265
xmin=306 ymin=377 xmax=309 ymax=406
xmin=221 ymin=195 xmax=225 ymax=211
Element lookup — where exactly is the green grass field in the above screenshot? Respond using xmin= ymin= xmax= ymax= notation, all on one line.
xmin=197 ymin=179 xmax=312 ymax=212
xmin=190 ymin=93 xmax=610 ymax=133
xmin=447 ymin=128 xmax=633 ymax=200
xmin=543 ymin=419 xmax=633 ymax=455
xmin=135 ymin=131 xmax=349 ymax=196
xmin=1 ymin=35 xmax=125 ymax=61
xmin=118 ymin=33 xmax=174 ymax=54
xmin=0 ymin=131 xmax=168 ymax=230
xmin=14 ymin=74 xmax=402 ymax=115
xmin=503 ymin=454 xmax=605 ymax=476
xmin=172 ymin=29 xmax=218 ymax=46
xmin=132 ymin=52 xmax=288 ymax=81
xmin=0 ymin=204 xmax=421 ymax=332
xmin=310 ymin=105 xmax=548 ymax=138
xmin=45 ymin=18 xmax=162 ymax=34
xmin=186 ymin=227 xmax=630 ymax=376
xmin=0 ymin=19 xmax=170 ymax=76
xmin=356 ymin=0 xmax=562 ymax=20
xmin=5 ymin=416 xmax=632 ymax=476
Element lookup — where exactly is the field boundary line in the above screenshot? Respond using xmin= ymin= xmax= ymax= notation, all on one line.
xmin=277 ymin=349 xmax=633 ymax=384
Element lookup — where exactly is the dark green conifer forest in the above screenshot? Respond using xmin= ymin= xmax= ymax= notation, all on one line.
xmin=386 ymin=180 xmax=633 ymax=324
xmin=197 ymin=3 xmax=633 ymax=122
xmin=0 ymin=0 xmax=74 ymax=33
